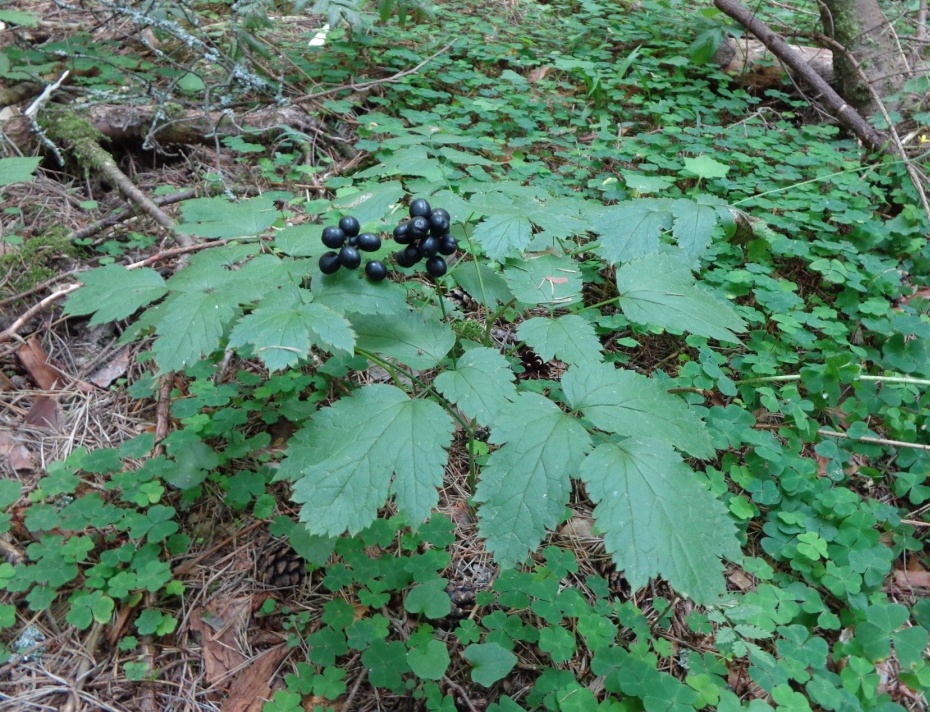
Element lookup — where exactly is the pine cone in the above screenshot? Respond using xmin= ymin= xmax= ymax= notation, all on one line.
xmin=256 ymin=540 xmax=307 ymax=590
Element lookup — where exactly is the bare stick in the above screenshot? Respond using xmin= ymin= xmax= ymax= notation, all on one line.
xmin=296 ymin=41 xmax=456 ymax=102
xmin=71 ymin=188 xmax=198 ymax=242
xmin=0 ymin=240 xmax=234 ymax=343
xmin=713 ymin=0 xmax=889 ymax=153
xmin=0 ymin=284 xmax=82 ymax=343
xmin=24 ymin=71 xmax=70 ymax=119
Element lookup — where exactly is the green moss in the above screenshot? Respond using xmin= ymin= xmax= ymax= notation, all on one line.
xmin=0 ymin=227 xmax=79 ymax=296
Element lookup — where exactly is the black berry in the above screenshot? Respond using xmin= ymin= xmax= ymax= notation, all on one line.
xmin=409 ymin=198 xmax=431 ymax=218
xmin=438 ymin=235 xmax=458 ymax=255
xmin=339 ymin=245 xmax=362 ymax=269
xmin=319 ymin=251 xmax=341 ymax=274
xmin=428 ymin=212 xmax=450 ymax=235
xmin=393 ymin=222 xmax=412 ymax=244
xmin=365 ymin=260 xmax=388 ymax=281
xmin=321 ymin=226 xmax=346 ymax=249
xmin=356 ymin=233 xmax=382 ymax=252
xmin=426 ymin=256 xmax=447 ymax=277
xmin=338 ymin=215 xmax=361 ymax=237
xmin=395 ymin=249 xmax=418 ymax=268
xmin=419 ymin=235 xmax=440 ymax=258
xmin=402 ymin=243 xmax=422 ymax=264
xmin=409 ymin=216 xmax=430 ymax=238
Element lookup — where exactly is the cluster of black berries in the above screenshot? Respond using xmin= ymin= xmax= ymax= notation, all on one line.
xmin=319 ymin=215 xmax=388 ymax=281
xmin=392 ymin=199 xmax=458 ymax=278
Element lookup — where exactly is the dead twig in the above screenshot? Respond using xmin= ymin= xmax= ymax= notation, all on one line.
xmin=296 ymin=41 xmax=456 ymax=103
xmin=71 ymin=188 xmax=198 ymax=242
xmin=0 ymin=240 xmax=233 ymax=344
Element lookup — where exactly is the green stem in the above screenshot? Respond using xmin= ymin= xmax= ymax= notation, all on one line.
xmin=355 ymin=349 xmax=472 ymax=433
xmin=576 ymin=295 xmax=621 ymax=314
xmin=736 ymin=373 xmax=930 ymax=388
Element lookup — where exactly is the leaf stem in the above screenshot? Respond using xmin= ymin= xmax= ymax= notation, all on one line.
xmin=355 ymin=349 xmax=472 ymax=433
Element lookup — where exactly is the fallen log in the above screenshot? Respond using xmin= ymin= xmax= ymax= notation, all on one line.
xmin=714 ymin=37 xmax=834 ymax=88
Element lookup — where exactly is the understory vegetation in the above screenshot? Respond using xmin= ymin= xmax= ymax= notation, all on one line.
xmin=1 ymin=0 xmax=929 ymax=709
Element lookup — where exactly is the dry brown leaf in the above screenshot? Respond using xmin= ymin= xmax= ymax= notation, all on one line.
xmin=894 ymin=568 xmax=930 ymax=588
xmin=0 ymin=371 xmax=14 ymax=390
xmin=526 ymin=66 xmax=551 ymax=82
xmin=189 ymin=597 xmax=252 ymax=687
xmin=16 ymin=337 xmax=64 ymax=390
xmin=558 ymin=516 xmax=596 ymax=539
xmin=0 ymin=430 xmax=34 ymax=472
xmin=25 ymin=396 xmax=62 ymax=430
xmin=88 ymin=347 xmax=131 ymax=388
xmin=727 ymin=569 xmax=755 ymax=591
xmin=221 ymin=645 xmax=289 ymax=712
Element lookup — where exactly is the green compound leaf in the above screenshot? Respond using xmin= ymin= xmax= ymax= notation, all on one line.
xmin=0 ymin=156 xmax=41 ymax=185
xmin=152 ymin=292 xmax=239 ymax=374
xmin=578 ymin=438 xmax=740 ymax=603
xmin=671 ymin=199 xmax=717 ymax=261
xmin=284 ymin=385 xmax=454 ymax=536
xmin=504 ymin=253 xmax=583 ymax=307
xmin=176 ymin=196 xmax=278 ymax=238
xmin=616 ymin=251 xmax=745 ymax=343
xmin=407 ymin=638 xmax=451 ymax=681
xmin=682 ymin=154 xmax=730 ymax=180
xmin=352 ymin=309 xmax=455 ymax=370
xmin=591 ymin=198 xmax=672 ymax=263
xmin=475 ymin=393 xmax=591 ymax=567
xmin=516 ymin=315 xmax=603 ymax=367
xmin=433 ymin=347 xmax=516 ymax=426
xmin=331 ymin=180 xmax=406 ymax=225
xmin=464 ymin=642 xmax=517 ymax=687
xmin=561 ymin=361 xmax=713 ymax=458
xmin=272 ymin=224 xmax=331 ymax=258
xmin=539 ymin=625 xmax=577 ymax=663
xmin=355 ymin=146 xmax=444 ymax=182
xmin=312 ymin=269 xmax=409 ymax=316
xmin=405 ymin=578 xmax=452 ymax=619
xmin=229 ymin=287 xmax=355 ymax=371
xmin=65 ymin=265 xmax=167 ymax=325
xmin=473 ymin=213 xmax=533 ymax=262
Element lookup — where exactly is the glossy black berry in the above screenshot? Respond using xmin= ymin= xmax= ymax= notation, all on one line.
xmin=419 ymin=235 xmax=440 ymax=258
xmin=409 ymin=216 xmax=430 ymax=238
xmin=339 ymin=245 xmax=362 ymax=269
xmin=319 ymin=251 xmax=341 ymax=274
xmin=365 ymin=260 xmax=388 ymax=281
xmin=428 ymin=212 xmax=450 ymax=235
xmin=409 ymin=198 xmax=431 ymax=218
xmin=425 ymin=255 xmax=447 ymax=278
xmin=431 ymin=208 xmax=451 ymax=223
xmin=321 ymin=226 xmax=346 ymax=249
xmin=438 ymin=235 xmax=458 ymax=255
xmin=402 ymin=243 xmax=422 ymax=264
xmin=356 ymin=233 xmax=382 ymax=252
xmin=395 ymin=249 xmax=418 ymax=268
xmin=338 ymin=215 xmax=360 ymax=237
xmin=393 ymin=222 xmax=412 ymax=244
xmin=347 ymin=235 xmax=359 ymax=247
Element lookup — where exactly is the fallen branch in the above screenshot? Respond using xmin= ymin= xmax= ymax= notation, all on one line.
xmin=713 ymin=0 xmax=890 ymax=154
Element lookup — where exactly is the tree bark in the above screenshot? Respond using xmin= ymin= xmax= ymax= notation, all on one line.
xmin=818 ymin=0 xmax=910 ymax=117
